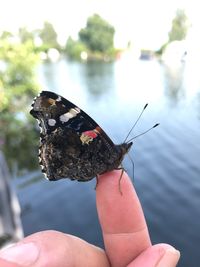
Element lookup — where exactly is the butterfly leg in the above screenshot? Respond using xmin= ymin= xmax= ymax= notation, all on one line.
xmin=95 ymin=168 xmax=125 ymax=195
xmin=115 ymin=166 xmax=125 ymax=195
xmin=94 ymin=175 xmax=99 ymax=190
xmin=118 ymin=168 xmax=124 ymax=195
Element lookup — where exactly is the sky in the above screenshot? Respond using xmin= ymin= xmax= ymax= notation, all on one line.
xmin=0 ymin=0 xmax=199 ymax=50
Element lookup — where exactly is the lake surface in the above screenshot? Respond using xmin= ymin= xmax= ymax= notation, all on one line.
xmin=17 ymin=57 xmax=200 ymax=267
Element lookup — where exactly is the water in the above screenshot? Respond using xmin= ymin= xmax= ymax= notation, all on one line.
xmin=18 ymin=58 xmax=200 ymax=267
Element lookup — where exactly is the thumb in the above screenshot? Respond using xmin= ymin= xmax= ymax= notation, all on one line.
xmin=127 ymin=244 xmax=180 ymax=267
xmin=0 ymin=230 xmax=109 ymax=267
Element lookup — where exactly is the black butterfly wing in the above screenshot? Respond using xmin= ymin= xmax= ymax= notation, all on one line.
xmin=31 ymin=91 xmax=109 ymax=139
xmin=30 ymin=91 xmax=120 ymax=181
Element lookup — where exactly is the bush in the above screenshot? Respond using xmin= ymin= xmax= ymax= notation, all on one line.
xmin=0 ymin=39 xmax=40 ymax=173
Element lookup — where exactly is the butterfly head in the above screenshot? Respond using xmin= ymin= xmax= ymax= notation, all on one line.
xmin=121 ymin=142 xmax=133 ymax=154
xmin=116 ymin=141 xmax=133 ymax=164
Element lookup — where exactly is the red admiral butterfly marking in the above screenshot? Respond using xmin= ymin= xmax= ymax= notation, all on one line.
xmin=30 ymin=91 xmax=159 ymax=193
xmin=30 ymin=91 xmax=133 ymax=190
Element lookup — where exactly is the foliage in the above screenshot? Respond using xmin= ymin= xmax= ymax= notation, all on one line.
xmin=1 ymin=16 xmax=116 ymax=61
xmin=16 ymin=22 xmax=60 ymax=52
xmin=168 ymin=9 xmax=189 ymax=42
xmin=79 ymin=14 xmax=115 ymax=53
xmin=0 ymin=39 xmax=40 ymax=173
xmin=157 ymin=9 xmax=189 ymax=55
xmin=38 ymin=21 xmax=59 ymax=49
xmin=65 ymin=14 xmax=116 ymax=61
xmin=18 ymin=27 xmax=34 ymax=43
xmin=65 ymin=36 xmax=88 ymax=60
xmin=0 ymin=31 xmax=13 ymax=40
xmin=155 ymin=42 xmax=168 ymax=55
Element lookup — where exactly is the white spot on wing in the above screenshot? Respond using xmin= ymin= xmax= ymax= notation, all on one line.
xmin=56 ymin=96 xmax=62 ymax=102
xmin=59 ymin=114 xmax=69 ymax=123
xmin=75 ymin=107 xmax=81 ymax=112
xmin=71 ymin=107 xmax=80 ymax=115
xmin=48 ymin=119 xmax=56 ymax=126
xmin=59 ymin=107 xmax=80 ymax=123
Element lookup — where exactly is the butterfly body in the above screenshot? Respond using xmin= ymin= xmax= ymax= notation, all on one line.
xmin=30 ymin=91 xmax=132 ymax=182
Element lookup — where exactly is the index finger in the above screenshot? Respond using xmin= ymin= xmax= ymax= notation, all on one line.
xmin=96 ymin=170 xmax=151 ymax=267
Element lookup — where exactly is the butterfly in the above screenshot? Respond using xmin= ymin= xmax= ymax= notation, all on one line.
xmin=30 ymin=91 xmax=133 ymax=190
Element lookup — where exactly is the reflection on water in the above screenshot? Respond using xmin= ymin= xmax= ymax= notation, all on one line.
xmin=16 ymin=58 xmax=200 ymax=267
xmin=162 ymin=63 xmax=185 ymax=105
xmin=79 ymin=61 xmax=115 ymax=96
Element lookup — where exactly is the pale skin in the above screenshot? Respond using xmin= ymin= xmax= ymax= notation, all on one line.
xmin=0 ymin=171 xmax=180 ymax=267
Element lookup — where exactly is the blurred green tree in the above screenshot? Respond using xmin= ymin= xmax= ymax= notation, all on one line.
xmin=0 ymin=39 xmax=40 ymax=173
xmin=65 ymin=36 xmax=87 ymax=60
xmin=38 ymin=21 xmax=59 ymax=49
xmin=0 ymin=31 xmax=13 ymax=40
xmin=79 ymin=14 xmax=115 ymax=53
xmin=18 ymin=27 xmax=34 ymax=43
xmin=168 ymin=9 xmax=189 ymax=42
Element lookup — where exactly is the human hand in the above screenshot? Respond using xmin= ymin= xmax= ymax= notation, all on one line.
xmin=0 ymin=171 xmax=180 ymax=267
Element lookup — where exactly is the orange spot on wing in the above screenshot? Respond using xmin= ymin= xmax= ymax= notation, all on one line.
xmin=94 ymin=126 xmax=102 ymax=134
xmin=48 ymin=98 xmax=56 ymax=105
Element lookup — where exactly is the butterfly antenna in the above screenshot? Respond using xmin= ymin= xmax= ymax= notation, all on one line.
xmin=123 ymin=103 xmax=148 ymax=143
xmin=127 ymin=123 xmax=159 ymax=143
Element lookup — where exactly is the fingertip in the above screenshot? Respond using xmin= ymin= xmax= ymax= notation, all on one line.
xmin=155 ymin=244 xmax=180 ymax=267
xmin=127 ymin=244 xmax=180 ymax=267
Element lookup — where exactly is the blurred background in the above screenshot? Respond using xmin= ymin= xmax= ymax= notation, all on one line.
xmin=0 ymin=0 xmax=200 ymax=266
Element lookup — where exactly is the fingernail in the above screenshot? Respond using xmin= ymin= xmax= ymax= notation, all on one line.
xmin=157 ymin=247 xmax=180 ymax=267
xmin=0 ymin=242 xmax=39 ymax=266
